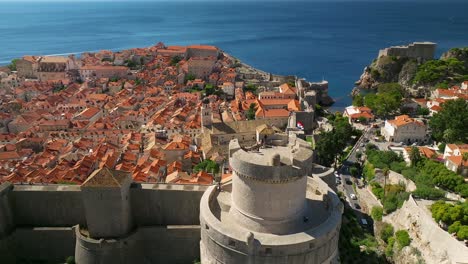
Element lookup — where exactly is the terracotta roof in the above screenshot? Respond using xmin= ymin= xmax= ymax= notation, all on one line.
xmin=78 ymin=107 xmax=100 ymax=119
xmin=447 ymin=155 xmax=468 ymax=167
xmin=40 ymin=56 xmax=69 ymax=63
xmin=0 ymin=151 xmax=21 ymax=160
xmin=350 ymin=112 xmax=374 ymax=119
xmin=80 ymin=65 xmax=128 ymax=71
xmin=279 ymin=83 xmax=296 ymax=95
xmin=388 ymin=115 xmax=424 ymax=127
xmin=187 ymin=45 xmax=218 ymax=51
xmin=430 ymin=105 xmax=442 ymax=112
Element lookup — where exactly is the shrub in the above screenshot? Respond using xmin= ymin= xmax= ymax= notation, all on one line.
xmin=380 ymin=223 xmax=394 ymax=243
xmin=457 ymin=226 xmax=468 ymax=240
xmin=371 ymin=206 xmax=383 ymax=221
xmin=66 ymin=256 xmax=76 ymax=264
xmin=412 ymin=185 xmax=445 ymax=200
xmin=448 ymin=221 xmax=462 ymax=234
xmin=350 ymin=166 xmax=359 ymax=177
xmin=366 ymin=150 xmax=403 ymax=169
xmin=385 ymin=237 xmax=395 ymax=257
xmin=401 ymin=168 xmax=418 ymax=180
xmin=370 ymin=68 xmax=380 ymax=79
xmin=363 ymin=162 xmax=375 ymax=181
xmin=372 ymin=185 xmax=384 ymax=200
xmin=395 ymin=230 xmax=411 ymax=249
xmin=390 ymin=161 xmax=407 ymax=173
xmin=413 ymin=58 xmax=466 ymax=85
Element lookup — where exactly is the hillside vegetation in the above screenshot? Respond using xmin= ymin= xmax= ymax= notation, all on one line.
xmin=355 ymin=47 xmax=468 ymax=96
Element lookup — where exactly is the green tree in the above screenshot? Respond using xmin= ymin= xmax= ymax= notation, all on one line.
xmin=170 ymin=56 xmax=182 ymax=66
xmin=363 ymin=83 xmax=404 ymax=117
xmin=244 ymin=83 xmax=258 ymax=93
xmin=416 ymin=106 xmax=430 ymax=116
xmin=395 ymin=230 xmax=411 ymax=249
xmin=413 ymin=57 xmax=467 ymax=85
xmin=193 ymin=160 xmax=219 ymax=174
xmin=7 ymin=58 xmax=19 ymax=71
xmin=409 ymin=146 xmax=421 ymax=165
xmin=352 ymin=94 xmax=364 ymax=107
xmin=438 ymin=143 xmax=446 ymax=153
xmin=429 ymin=99 xmax=468 ymax=143
xmin=363 ymin=162 xmax=375 ymax=181
xmin=246 ymin=103 xmax=257 ymax=120
xmin=371 ymin=206 xmax=383 ymax=221
xmin=184 ymin=73 xmax=196 ymax=84
xmin=380 ymin=223 xmax=394 ymax=243
xmin=316 ymin=113 xmax=355 ymax=167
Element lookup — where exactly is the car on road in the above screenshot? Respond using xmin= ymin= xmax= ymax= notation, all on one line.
xmin=360 ymin=218 xmax=368 ymax=226
xmin=345 ymin=178 xmax=353 ymax=185
xmin=334 ymin=171 xmax=339 ymax=176
xmin=350 ymin=193 xmax=357 ymax=200
xmin=336 ymin=179 xmax=341 ymax=185
xmin=354 ymin=203 xmax=361 ymax=209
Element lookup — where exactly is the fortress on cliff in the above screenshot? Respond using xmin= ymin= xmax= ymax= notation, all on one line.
xmin=0 ymin=133 xmax=341 ymax=264
xmin=378 ymin=42 xmax=436 ymax=60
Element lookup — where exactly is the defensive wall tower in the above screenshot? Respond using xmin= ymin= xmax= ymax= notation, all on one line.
xmin=378 ymin=42 xmax=436 ymax=60
xmin=0 ymin=173 xmax=207 ymax=264
xmin=200 ymin=134 xmax=343 ymax=264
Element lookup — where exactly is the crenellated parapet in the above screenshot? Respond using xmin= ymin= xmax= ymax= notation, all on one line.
xmin=200 ymin=134 xmax=342 ymax=264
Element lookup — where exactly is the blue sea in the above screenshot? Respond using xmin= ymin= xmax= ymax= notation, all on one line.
xmin=1 ymin=0 xmax=468 ymax=108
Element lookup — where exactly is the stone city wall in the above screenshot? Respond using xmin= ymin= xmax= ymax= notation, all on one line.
xmin=384 ymin=196 xmax=468 ymax=264
xmin=11 ymin=185 xmax=86 ymax=227
xmin=0 ymin=182 xmax=208 ymax=264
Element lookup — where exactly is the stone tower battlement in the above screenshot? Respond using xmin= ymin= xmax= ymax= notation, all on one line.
xmin=378 ymin=42 xmax=436 ymax=60
xmin=200 ymin=135 xmax=343 ymax=264
xmin=228 ymin=135 xmax=314 ymax=183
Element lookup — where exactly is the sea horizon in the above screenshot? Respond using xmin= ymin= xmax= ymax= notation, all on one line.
xmin=1 ymin=0 xmax=468 ymax=108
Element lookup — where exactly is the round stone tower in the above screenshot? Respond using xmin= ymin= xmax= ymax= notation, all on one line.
xmin=200 ymin=134 xmax=343 ymax=264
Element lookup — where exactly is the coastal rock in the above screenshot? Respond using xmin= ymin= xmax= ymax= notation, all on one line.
xmin=354 ymin=55 xmax=426 ymax=96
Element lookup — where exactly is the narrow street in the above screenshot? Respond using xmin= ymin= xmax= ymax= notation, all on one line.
xmin=336 ymin=124 xmax=378 ymax=229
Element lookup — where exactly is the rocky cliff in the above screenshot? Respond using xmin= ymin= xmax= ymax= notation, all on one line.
xmin=353 ymin=47 xmax=468 ymax=97
xmin=384 ymin=196 xmax=468 ymax=264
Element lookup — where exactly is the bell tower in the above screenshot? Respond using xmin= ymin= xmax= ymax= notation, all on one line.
xmin=201 ymin=98 xmax=212 ymax=130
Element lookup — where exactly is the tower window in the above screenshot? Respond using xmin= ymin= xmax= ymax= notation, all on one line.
xmin=265 ymin=248 xmax=272 ymax=255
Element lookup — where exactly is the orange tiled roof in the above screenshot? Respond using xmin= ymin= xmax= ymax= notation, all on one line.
xmin=388 ymin=115 xmax=424 ymax=127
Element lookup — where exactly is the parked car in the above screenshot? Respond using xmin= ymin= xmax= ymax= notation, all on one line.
xmin=354 ymin=203 xmax=361 ymax=209
xmin=350 ymin=194 xmax=357 ymax=200
xmin=360 ymin=218 xmax=368 ymax=226
xmin=346 ymin=179 xmax=353 ymax=185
